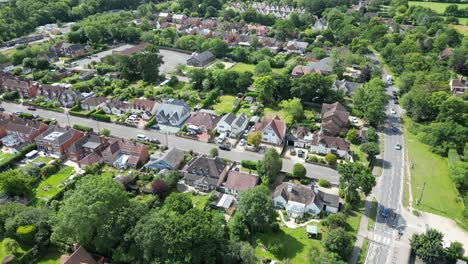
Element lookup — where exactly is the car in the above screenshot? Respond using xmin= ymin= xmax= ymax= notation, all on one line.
xmin=391 ymin=126 xmax=398 ymax=132
xmin=239 ymin=139 xmax=246 ymax=146
xmin=351 ymin=117 xmax=358 ymax=123
xmin=394 ymin=99 xmax=399 ymax=105
xmin=217 ymin=134 xmax=226 ymax=144
xmin=298 ymin=149 xmax=304 ymax=158
xmin=0 ymin=107 xmax=4 ymax=112
xmin=27 ymin=106 xmax=36 ymax=111
xmin=390 ymin=109 xmax=396 ymax=114
xmin=219 ymin=144 xmax=231 ymax=151
xmin=395 ymin=144 xmax=402 ymax=150
xmin=290 ymin=148 xmax=296 ymax=156
xmin=392 ymin=91 xmax=397 ymax=96
xmin=13 ymin=111 xmax=22 ymax=115
xmin=137 ymin=134 xmax=149 ymax=141
xmin=149 ymin=138 xmax=161 ymax=144
xmin=381 ymin=207 xmax=390 ymax=218
xmin=153 ymin=125 xmax=160 ymax=130
xmin=32 ymin=114 xmax=39 ymax=119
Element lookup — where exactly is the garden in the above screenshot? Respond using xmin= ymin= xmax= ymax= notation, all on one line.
xmin=36 ymin=166 xmax=75 ymax=200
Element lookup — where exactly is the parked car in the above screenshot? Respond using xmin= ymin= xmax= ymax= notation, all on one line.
xmin=32 ymin=114 xmax=39 ymax=119
xmin=13 ymin=111 xmax=22 ymax=115
xmin=298 ymin=149 xmax=304 ymax=158
xmin=239 ymin=139 xmax=246 ymax=146
xmin=27 ymin=106 xmax=36 ymax=111
xmin=381 ymin=207 xmax=389 ymax=218
xmin=390 ymin=109 xmax=396 ymax=114
xmin=391 ymin=127 xmax=398 ymax=132
xmin=394 ymin=99 xmax=399 ymax=105
xmin=351 ymin=117 xmax=358 ymax=123
xmin=217 ymin=134 xmax=226 ymax=144
xmin=149 ymin=138 xmax=161 ymax=144
xmin=290 ymin=148 xmax=296 ymax=156
xmin=137 ymin=134 xmax=149 ymax=141
xmin=395 ymin=144 xmax=402 ymax=150
xmin=0 ymin=107 xmax=5 ymax=112
xmin=219 ymin=144 xmax=231 ymax=151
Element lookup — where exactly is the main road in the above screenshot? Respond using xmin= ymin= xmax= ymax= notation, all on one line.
xmin=365 ymin=66 xmax=408 ymax=264
xmin=0 ymin=102 xmax=340 ymax=184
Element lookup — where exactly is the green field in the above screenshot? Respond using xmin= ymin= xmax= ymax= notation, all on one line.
xmin=403 ymin=116 xmax=466 ymax=228
xmin=0 ymin=151 xmax=14 ymax=162
xmin=36 ymin=166 xmax=75 ymax=200
xmin=408 ymin=1 xmax=468 ymax=14
xmin=230 ymin=63 xmax=284 ymax=74
xmin=213 ymin=95 xmax=237 ymax=114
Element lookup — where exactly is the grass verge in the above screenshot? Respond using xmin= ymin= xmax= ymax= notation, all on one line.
xmin=368 ymin=197 xmax=378 ymax=231
xmin=357 ymin=238 xmax=369 ymax=264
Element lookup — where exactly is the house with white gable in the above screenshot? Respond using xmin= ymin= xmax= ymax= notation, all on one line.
xmin=155 ymin=99 xmax=191 ymax=126
xmin=216 ymin=113 xmax=249 ymax=138
xmin=253 ymin=115 xmax=286 ymax=146
xmin=102 ymin=99 xmax=130 ymax=116
xmin=273 ymin=182 xmax=340 ymax=218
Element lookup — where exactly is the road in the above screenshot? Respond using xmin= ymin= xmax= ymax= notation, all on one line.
xmin=365 ymin=66 xmax=408 ymax=264
xmin=0 ymin=102 xmax=340 ymax=184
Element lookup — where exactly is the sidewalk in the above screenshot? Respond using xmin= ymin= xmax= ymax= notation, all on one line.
xmin=350 ymin=198 xmax=372 ymax=264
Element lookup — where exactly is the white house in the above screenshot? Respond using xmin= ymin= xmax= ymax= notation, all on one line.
xmin=216 ymin=113 xmax=249 ymax=137
xmin=273 ymin=182 xmax=341 ymax=218
xmin=309 ymin=131 xmax=350 ymax=159
xmin=253 ymin=115 xmax=286 ymax=146
xmin=155 ymin=99 xmax=191 ymax=126
xmin=102 ymin=100 xmax=130 ymax=116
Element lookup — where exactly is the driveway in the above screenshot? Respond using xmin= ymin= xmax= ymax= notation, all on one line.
xmin=62 ymin=44 xmax=137 ymax=70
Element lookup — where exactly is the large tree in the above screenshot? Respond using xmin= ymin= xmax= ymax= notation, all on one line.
xmin=323 ymin=227 xmax=354 ymax=261
xmin=0 ymin=170 xmax=33 ymax=198
xmin=257 ymin=148 xmax=282 ymax=184
xmin=279 ymin=98 xmax=304 ymax=124
xmin=291 ymin=73 xmax=336 ymax=104
xmin=360 ymin=142 xmax=381 ymax=162
xmin=410 ymin=229 xmax=446 ymax=264
xmin=51 ymin=176 xmax=143 ymax=255
xmin=352 ymin=78 xmax=386 ymax=128
xmin=337 ymin=162 xmax=375 ymax=203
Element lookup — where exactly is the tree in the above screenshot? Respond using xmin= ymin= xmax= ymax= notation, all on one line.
xmin=308 ymin=245 xmax=346 ymax=264
xmin=365 ymin=127 xmax=378 ymax=143
xmin=254 ymin=75 xmax=276 ymax=104
xmin=235 ymin=186 xmax=276 ymax=234
xmin=0 ymin=170 xmax=33 ymax=197
xmin=353 ymin=78 xmax=386 ymax=128
xmin=292 ymin=163 xmax=307 ymax=178
xmin=346 ymin=128 xmax=360 ymax=144
xmin=337 ymin=163 xmax=375 ymax=203
xmin=210 ymin=148 xmax=219 ymax=157
xmin=445 ymin=241 xmax=464 ymax=262
xmin=257 ymin=148 xmax=282 ymax=184
xmin=437 ymin=97 xmax=468 ymax=126
xmin=255 ymin=60 xmax=272 ymax=76
xmin=3 ymin=238 xmax=20 ymax=255
xmin=131 ymin=208 xmax=226 ymax=263
xmin=163 ymin=192 xmax=193 ymax=214
xmin=151 ymin=179 xmax=168 ymax=199
xmin=324 ymin=153 xmax=338 ymax=165
xmin=410 ymin=229 xmax=446 ymax=264
xmin=279 ymin=98 xmax=304 ymax=124
xmin=449 ymin=162 xmax=468 ymax=190
xmin=321 ymin=212 xmax=347 ymax=228
xmin=360 ymin=142 xmax=381 ymax=161
xmin=290 ymin=73 xmax=336 ymax=104
xmin=323 ymin=227 xmax=354 ymax=261
xmin=247 ymin=132 xmax=262 ymax=148
xmin=100 ymin=128 xmax=110 ymax=136
xmin=222 ymin=240 xmax=258 ymax=264
xmin=51 ymin=176 xmax=143 ymax=255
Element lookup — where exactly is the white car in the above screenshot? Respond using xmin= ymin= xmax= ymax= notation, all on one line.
xmin=390 ymin=109 xmax=396 ymax=115
xmin=239 ymin=139 xmax=246 ymax=146
xmin=395 ymin=144 xmax=402 ymax=150
xmin=137 ymin=134 xmax=149 ymax=141
xmin=351 ymin=117 xmax=358 ymax=123
xmin=217 ymin=134 xmax=226 ymax=144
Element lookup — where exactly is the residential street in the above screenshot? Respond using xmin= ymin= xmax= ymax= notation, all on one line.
xmin=0 ymin=101 xmax=340 ymax=184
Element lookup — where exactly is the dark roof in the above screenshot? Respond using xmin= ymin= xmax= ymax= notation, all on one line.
xmin=191 ymin=51 xmax=215 ymax=64
xmin=311 ymin=132 xmax=350 ymax=151
xmin=187 ymin=112 xmax=220 ymax=130
xmin=81 ymin=96 xmax=107 ymax=107
xmin=273 ymin=182 xmax=317 ymax=205
xmin=224 ymin=171 xmax=258 ymax=191
xmin=318 ymin=190 xmax=340 ymax=208
xmin=183 ymin=156 xmax=226 ymax=179
xmin=320 ymin=102 xmax=349 ymax=136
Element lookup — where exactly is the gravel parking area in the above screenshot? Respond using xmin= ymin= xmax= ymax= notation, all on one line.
xmin=159 ymin=49 xmax=192 ymax=73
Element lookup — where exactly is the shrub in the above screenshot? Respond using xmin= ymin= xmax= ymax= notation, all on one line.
xmin=318 ymin=179 xmax=331 ymax=188
xmin=16 ymin=225 xmax=35 ymax=243
xmin=241 ymin=160 xmax=258 ymax=170
xmin=325 ymin=154 xmax=338 ymax=165
xmin=3 ymin=238 xmax=20 ymax=255
xmin=210 ymin=148 xmax=219 ymax=157
xmin=2 ymin=91 xmax=19 ymax=101
xmin=145 ymin=116 xmax=156 ymax=128
xmin=73 ymin=124 xmax=93 ymax=132
xmin=292 ymin=163 xmax=306 ymax=178
xmin=307 ymin=155 xmax=318 ymax=162
xmin=40 ymin=164 xmax=59 ymax=178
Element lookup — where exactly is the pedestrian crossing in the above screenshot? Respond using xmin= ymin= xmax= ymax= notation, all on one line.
xmin=373 ymin=234 xmax=392 ymax=245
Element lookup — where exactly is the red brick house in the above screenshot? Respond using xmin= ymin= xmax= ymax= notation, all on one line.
xmin=35 ymin=126 xmax=84 ymax=156
xmin=0 ymin=115 xmax=48 ymax=146
xmin=0 ymin=73 xmax=38 ymax=98
xmin=102 ymin=138 xmax=149 ymax=169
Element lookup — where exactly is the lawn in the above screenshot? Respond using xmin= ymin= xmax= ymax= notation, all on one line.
xmin=230 ymin=63 xmax=284 ymax=74
xmin=254 ymin=223 xmax=324 ymax=263
xmin=368 ymin=197 xmax=378 ymax=231
xmin=190 ymin=193 xmax=209 ymax=210
xmin=36 ymin=166 xmax=75 ymax=200
xmin=403 ymin=116 xmax=466 ymax=228
xmin=0 ymin=238 xmax=27 ymax=260
xmin=0 ymin=151 xmax=14 ymax=162
xmin=350 ymin=144 xmax=368 ymax=165
xmin=451 ymin=24 xmax=468 ymax=35
xmin=213 ymin=95 xmax=237 ymax=114
xmin=357 ymin=238 xmax=369 ymax=264
xmin=408 ymin=1 xmax=468 ymax=14
xmin=32 ymin=156 xmax=54 ymax=164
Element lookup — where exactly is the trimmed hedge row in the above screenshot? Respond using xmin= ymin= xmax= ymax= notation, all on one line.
xmin=0 ymin=144 xmax=37 ymax=172
xmin=68 ymin=106 xmax=96 ymax=118
xmin=241 ymin=160 xmax=258 ymax=170
xmin=73 ymin=124 xmax=93 ymax=132
xmin=145 ymin=116 xmax=156 ymax=128
xmin=91 ymin=109 xmax=111 ymax=122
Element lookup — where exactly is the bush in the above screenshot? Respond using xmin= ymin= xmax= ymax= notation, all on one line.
xmin=318 ymin=179 xmax=331 ymax=188
xmin=325 ymin=154 xmax=338 ymax=165
xmin=72 ymin=124 xmax=93 ymax=132
xmin=91 ymin=110 xmax=111 ymax=122
xmin=145 ymin=116 xmax=156 ymax=128
xmin=16 ymin=225 xmax=35 ymax=243
xmin=3 ymin=238 xmax=20 ymax=255
xmin=210 ymin=148 xmax=219 ymax=157
xmin=2 ymin=91 xmax=19 ymax=101
xmin=292 ymin=163 xmax=306 ymax=178
xmin=40 ymin=164 xmax=59 ymax=178
xmin=307 ymin=155 xmax=318 ymax=163
xmin=18 ymin=113 xmax=34 ymax=119
xmin=241 ymin=160 xmax=258 ymax=170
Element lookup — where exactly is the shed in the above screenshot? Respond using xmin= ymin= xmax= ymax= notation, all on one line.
xmin=306 ymin=225 xmax=318 ymax=238
xmin=187 ymin=51 xmax=215 ymax=67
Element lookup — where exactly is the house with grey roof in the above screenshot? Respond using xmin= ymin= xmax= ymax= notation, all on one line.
xmin=286 ymin=39 xmax=309 ymax=54
xmin=102 ymin=99 xmax=130 ymax=116
xmin=309 ymin=131 xmax=351 ymax=159
xmin=288 ymin=126 xmax=313 ymax=148
xmin=311 ymin=16 xmax=328 ymax=31
xmin=145 ymin=147 xmax=185 ymax=171
xmin=216 ymin=113 xmax=249 ymax=137
xmin=155 ymin=99 xmax=191 ymax=126
xmin=182 ymin=155 xmax=230 ymax=191
xmin=308 ymin=57 xmax=333 ymax=74
xmin=331 ymin=80 xmax=363 ymax=96
xmin=81 ymin=96 xmax=107 ymax=111
xmin=187 ymin=51 xmax=216 ymax=67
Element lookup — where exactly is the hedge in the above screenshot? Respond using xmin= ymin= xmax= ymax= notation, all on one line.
xmin=145 ymin=116 xmax=156 ymax=128
xmin=18 ymin=113 xmax=34 ymax=119
xmin=2 ymin=91 xmax=19 ymax=101
xmin=69 ymin=105 xmax=96 ymax=118
xmin=91 ymin=110 xmax=111 ymax=122
xmin=0 ymin=144 xmax=37 ymax=172
xmin=241 ymin=160 xmax=258 ymax=170
xmin=73 ymin=124 xmax=93 ymax=132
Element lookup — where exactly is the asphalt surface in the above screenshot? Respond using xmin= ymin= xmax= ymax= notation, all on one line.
xmin=365 ymin=68 xmax=407 ymax=264
xmin=0 ymin=102 xmax=340 ymax=184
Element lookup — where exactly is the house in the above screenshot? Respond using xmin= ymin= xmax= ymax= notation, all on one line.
xmin=308 ymin=57 xmax=333 ymax=74
xmin=309 ymin=131 xmax=351 ymax=158
xmin=288 ymin=126 xmax=313 ymax=148
xmin=259 ymin=37 xmax=283 ymax=53
xmin=320 ymin=102 xmax=349 ymax=136
xmin=172 ymin=14 xmax=187 ymax=24
xmin=60 ymin=243 xmax=97 ymax=264
xmin=438 ymin=48 xmax=453 ymax=61
xmin=52 ymin=41 xmax=86 ymax=57
xmin=68 ymin=132 xmax=109 ymax=163
xmin=102 ymin=138 xmax=149 ymax=169
xmin=286 ymin=39 xmax=309 ymax=54
xmin=102 ymin=99 xmax=130 ymax=116
xmin=145 ymin=147 xmax=185 ymax=171
xmin=247 ymin=24 xmax=268 ymax=36
xmin=222 ymin=170 xmax=258 ymax=198
xmin=0 ymin=115 xmax=48 ymax=147
xmin=186 ymin=112 xmax=220 ymax=132
xmin=187 ymin=51 xmax=216 ymax=67
xmin=80 ymin=96 xmax=107 ymax=111
xmin=253 ymin=115 xmax=286 ymax=146
xmin=182 ymin=156 xmax=229 ymax=191
xmin=35 ymin=126 xmax=84 ymax=156
xmin=216 ymin=113 xmax=249 ymax=137
xmin=130 ymin=99 xmax=158 ymax=119
xmin=0 ymin=62 xmax=14 ymax=72
xmin=155 ymin=99 xmax=191 ymax=126
xmin=450 ymin=77 xmax=468 ymax=97
xmin=291 ymin=65 xmax=314 ymax=78
xmin=157 ymin=12 xmax=173 ymax=22
xmin=112 ymin=42 xmax=149 ymax=56
xmin=331 ymin=80 xmax=363 ymax=96
xmin=273 ymin=183 xmax=321 ymax=218
xmin=78 ymin=72 xmax=95 ymax=81
xmin=312 ymin=16 xmax=328 ymax=31
xmin=36 ymin=83 xmax=78 ymax=107
xmin=0 ymin=73 xmax=38 ymax=98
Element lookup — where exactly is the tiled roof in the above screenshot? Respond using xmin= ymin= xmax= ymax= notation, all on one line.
xmin=273 ymin=182 xmax=318 ymax=205
xmin=256 ymin=115 xmax=286 ymax=140
xmin=224 ymin=171 xmax=258 ymax=191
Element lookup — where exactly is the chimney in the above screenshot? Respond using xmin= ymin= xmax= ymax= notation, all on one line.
xmin=73 ymin=243 xmax=80 ymax=251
